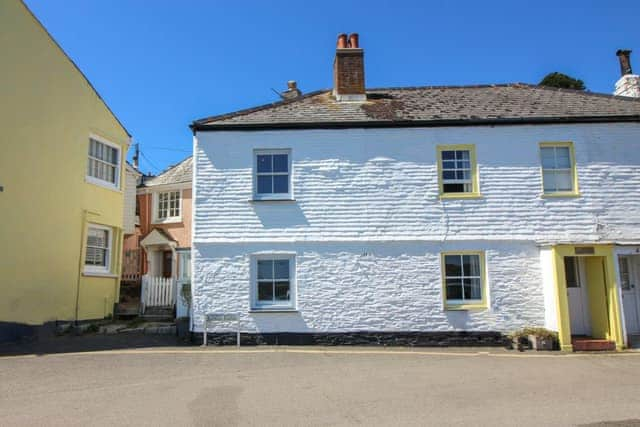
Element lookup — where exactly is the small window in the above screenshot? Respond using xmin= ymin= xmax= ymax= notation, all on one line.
xmin=540 ymin=142 xmax=578 ymax=195
xmin=619 ymin=257 xmax=631 ymax=291
xmin=252 ymin=255 xmax=295 ymax=310
xmin=437 ymin=145 xmax=479 ymax=197
xmin=442 ymin=252 xmax=486 ymax=309
xmin=87 ymin=137 xmax=120 ymax=188
xmin=254 ymin=149 xmax=292 ymax=200
xmin=156 ymin=191 xmax=181 ymax=222
xmin=85 ymin=224 xmax=112 ymax=274
xmin=177 ymin=250 xmax=191 ymax=281
xmin=564 ymin=257 xmax=581 ymax=288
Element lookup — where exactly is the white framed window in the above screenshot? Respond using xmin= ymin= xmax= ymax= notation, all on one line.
xmin=155 ymin=190 xmax=181 ymax=222
xmin=253 ymin=149 xmax=292 ymax=200
xmin=87 ymin=136 xmax=120 ymax=189
xmin=436 ymin=145 xmax=479 ymax=197
xmin=84 ymin=224 xmax=112 ymax=274
xmin=441 ymin=252 xmax=487 ymax=309
xmin=540 ymin=142 xmax=578 ymax=195
xmin=251 ymin=254 xmax=296 ymax=310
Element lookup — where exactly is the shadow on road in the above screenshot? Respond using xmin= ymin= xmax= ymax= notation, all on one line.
xmin=0 ymin=333 xmax=190 ymax=357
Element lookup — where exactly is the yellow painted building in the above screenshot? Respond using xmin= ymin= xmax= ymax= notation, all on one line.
xmin=0 ymin=0 xmax=130 ymax=338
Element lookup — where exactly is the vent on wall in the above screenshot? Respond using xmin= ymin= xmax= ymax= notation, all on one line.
xmin=575 ymin=247 xmax=595 ymax=255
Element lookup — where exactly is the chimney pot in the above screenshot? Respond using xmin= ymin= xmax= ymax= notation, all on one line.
xmin=348 ymin=33 xmax=359 ymax=48
xmin=616 ymin=49 xmax=633 ymax=76
xmin=287 ymin=80 xmax=297 ymax=90
xmin=337 ymin=33 xmax=348 ymax=49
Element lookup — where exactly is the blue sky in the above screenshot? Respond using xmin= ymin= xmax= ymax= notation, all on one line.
xmin=25 ymin=0 xmax=640 ymax=175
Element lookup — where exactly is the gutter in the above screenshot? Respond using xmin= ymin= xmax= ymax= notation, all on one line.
xmin=190 ymin=115 xmax=640 ymax=133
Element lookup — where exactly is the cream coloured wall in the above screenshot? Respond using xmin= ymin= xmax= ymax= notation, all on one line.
xmin=0 ymin=0 xmax=129 ymax=326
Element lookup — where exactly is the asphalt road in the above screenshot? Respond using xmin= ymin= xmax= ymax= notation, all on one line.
xmin=1 ymin=346 xmax=640 ymax=426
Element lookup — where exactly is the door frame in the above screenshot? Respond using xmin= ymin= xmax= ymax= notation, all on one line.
xmin=614 ymin=246 xmax=640 ymax=347
xmin=552 ymin=245 xmax=625 ymax=351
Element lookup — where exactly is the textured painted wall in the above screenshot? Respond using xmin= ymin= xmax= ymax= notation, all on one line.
xmin=192 ymin=123 xmax=640 ymax=333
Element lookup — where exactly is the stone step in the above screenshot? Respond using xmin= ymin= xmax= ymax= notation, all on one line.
xmin=572 ymin=338 xmax=616 ymax=351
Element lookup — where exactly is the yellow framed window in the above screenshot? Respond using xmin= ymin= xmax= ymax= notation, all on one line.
xmin=436 ymin=144 xmax=480 ymax=198
xmin=441 ymin=251 xmax=487 ymax=310
xmin=539 ymin=142 xmax=579 ymax=196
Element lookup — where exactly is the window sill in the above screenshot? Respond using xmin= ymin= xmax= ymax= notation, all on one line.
xmin=249 ymin=198 xmax=296 ymax=203
xmin=249 ymin=308 xmax=299 ymax=313
xmin=445 ymin=303 xmax=487 ymax=311
xmin=152 ymin=217 xmax=182 ymax=225
xmin=82 ymin=271 xmax=118 ymax=278
xmin=85 ymin=176 xmax=122 ymax=193
xmin=541 ymin=192 xmax=581 ymax=199
xmin=439 ymin=193 xmax=482 ymax=200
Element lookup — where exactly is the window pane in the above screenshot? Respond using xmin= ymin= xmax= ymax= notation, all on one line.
xmin=87 ymin=229 xmax=107 ymax=247
xmin=441 ymin=151 xmax=455 ymax=160
xmin=555 ymin=170 xmax=572 ymax=191
xmin=445 ymin=255 xmax=462 ymax=276
xmin=273 ymin=175 xmax=289 ymax=193
xmin=257 ymin=155 xmax=272 ymax=173
xmin=464 ymin=278 xmax=482 ymax=300
xmin=456 ymin=150 xmax=470 ymax=160
xmin=257 ymin=176 xmax=272 ymax=194
xmin=564 ymin=257 xmax=578 ymax=288
xmin=258 ymin=281 xmax=273 ymax=301
xmin=257 ymin=260 xmax=273 ymax=280
xmin=274 ymin=281 xmax=290 ymax=300
xmin=542 ymin=171 xmax=556 ymax=192
xmin=541 ymin=147 xmax=556 ymax=169
xmin=274 ymin=260 xmax=289 ymax=279
xmin=273 ymin=154 xmax=288 ymax=173
xmin=443 ymin=170 xmax=456 ymax=180
xmin=442 ymin=161 xmax=455 ymax=169
xmin=555 ymin=147 xmax=571 ymax=168
xmin=443 ymin=183 xmax=465 ymax=193
xmin=446 ymin=280 xmax=463 ymax=300
xmin=462 ymin=255 xmax=480 ymax=276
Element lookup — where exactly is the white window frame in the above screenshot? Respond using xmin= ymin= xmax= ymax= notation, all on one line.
xmin=153 ymin=190 xmax=182 ymax=223
xmin=252 ymin=149 xmax=293 ymax=201
xmin=86 ymin=134 xmax=121 ymax=191
xmin=84 ymin=224 xmax=112 ymax=275
xmin=250 ymin=253 xmax=296 ymax=311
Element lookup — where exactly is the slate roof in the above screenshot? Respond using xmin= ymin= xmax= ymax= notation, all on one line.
xmin=192 ymin=84 xmax=640 ymax=131
xmin=142 ymin=156 xmax=192 ymax=187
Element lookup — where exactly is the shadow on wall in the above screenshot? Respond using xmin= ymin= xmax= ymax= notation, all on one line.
xmin=251 ymin=311 xmax=311 ymax=333
xmin=251 ymin=202 xmax=309 ymax=229
xmin=445 ymin=311 xmax=473 ymax=330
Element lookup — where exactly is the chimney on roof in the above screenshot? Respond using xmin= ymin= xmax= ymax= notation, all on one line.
xmin=614 ymin=49 xmax=640 ymax=98
xmin=281 ymin=80 xmax=302 ymax=100
xmin=333 ymin=33 xmax=366 ymax=102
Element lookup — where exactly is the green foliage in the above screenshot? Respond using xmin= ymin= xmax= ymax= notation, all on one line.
xmin=539 ymin=72 xmax=586 ymax=90
xmin=509 ymin=327 xmax=558 ymax=341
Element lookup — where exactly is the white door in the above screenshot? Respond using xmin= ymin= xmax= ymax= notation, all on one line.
xmin=619 ymin=256 xmax=640 ymax=335
xmin=565 ymin=257 xmax=591 ymax=336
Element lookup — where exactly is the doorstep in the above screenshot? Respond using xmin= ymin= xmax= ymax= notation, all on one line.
xmin=571 ymin=337 xmax=616 ymax=352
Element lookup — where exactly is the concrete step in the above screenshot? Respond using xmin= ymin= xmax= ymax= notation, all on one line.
xmin=572 ymin=338 xmax=616 ymax=351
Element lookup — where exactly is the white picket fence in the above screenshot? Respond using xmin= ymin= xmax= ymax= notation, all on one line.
xmin=141 ymin=275 xmax=176 ymax=312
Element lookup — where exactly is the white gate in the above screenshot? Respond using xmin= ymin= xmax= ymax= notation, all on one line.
xmin=141 ymin=275 xmax=176 ymax=312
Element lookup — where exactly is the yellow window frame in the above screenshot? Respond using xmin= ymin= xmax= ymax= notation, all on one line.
xmin=539 ymin=141 xmax=580 ymax=198
xmin=440 ymin=250 xmax=488 ymax=310
xmin=436 ymin=144 xmax=481 ymax=199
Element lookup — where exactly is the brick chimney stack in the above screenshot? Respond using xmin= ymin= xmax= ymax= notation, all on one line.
xmin=614 ymin=49 xmax=640 ymax=98
xmin=333 ymin=33 xmax=366 ymax=102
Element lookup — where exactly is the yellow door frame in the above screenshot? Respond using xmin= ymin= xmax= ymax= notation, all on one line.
xmin=551 ymin=244 xmax=625 ymax=351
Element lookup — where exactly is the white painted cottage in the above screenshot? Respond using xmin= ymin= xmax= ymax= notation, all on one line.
xmin=190 ymin=36 xmax=640 ymax=351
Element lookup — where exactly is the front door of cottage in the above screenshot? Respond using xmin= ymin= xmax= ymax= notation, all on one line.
xmin=619 ymin=256 xmax=640 ymax=335
xmin=565 ymin=257 xmax=592 ymax=336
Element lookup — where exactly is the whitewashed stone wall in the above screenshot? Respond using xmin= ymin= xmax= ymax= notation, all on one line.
xmin=192 ymin=123 xmax=640 ymax=333
xmin=614 ymin=75 xmax=640 ymax=98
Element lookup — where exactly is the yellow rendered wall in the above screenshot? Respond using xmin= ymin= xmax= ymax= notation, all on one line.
xmin=0 ymin=0 xmax=129 ymax=325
